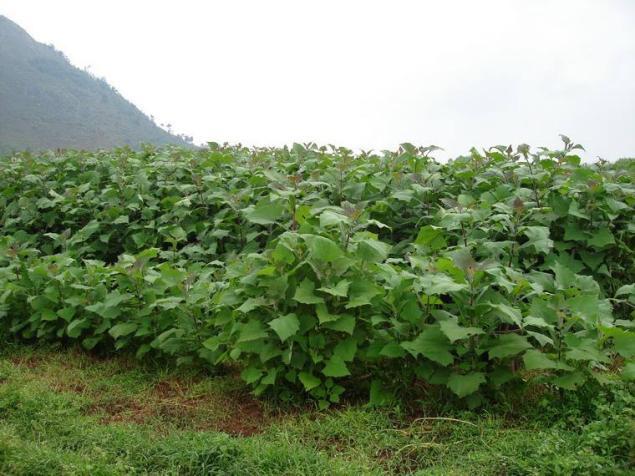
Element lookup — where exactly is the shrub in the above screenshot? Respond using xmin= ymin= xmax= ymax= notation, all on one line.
xmin=1 ymin=138 xmax=633 ymax=405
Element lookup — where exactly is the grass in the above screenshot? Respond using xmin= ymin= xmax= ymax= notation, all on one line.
xmin=0 ymin=344 xmax=632 ymax=475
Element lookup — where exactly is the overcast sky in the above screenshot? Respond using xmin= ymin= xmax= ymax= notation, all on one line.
xmin=2 ymin=0 xmax=634 ymax=159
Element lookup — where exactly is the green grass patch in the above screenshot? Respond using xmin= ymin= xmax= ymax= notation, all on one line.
xmin=0 ymin=344 xmax=632 ymax=475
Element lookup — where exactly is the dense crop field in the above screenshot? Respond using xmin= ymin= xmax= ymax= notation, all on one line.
xmin=1 ymin=138 xmax=634 ymax=411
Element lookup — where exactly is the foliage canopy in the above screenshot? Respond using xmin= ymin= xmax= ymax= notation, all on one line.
xmin=1 ymin=138 xmax=634 ymax=407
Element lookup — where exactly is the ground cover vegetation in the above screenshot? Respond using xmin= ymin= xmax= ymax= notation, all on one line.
xmin=0 ymin=137 xmax=633 ymax=412
xmin=0 ymin=345 xmax=633 ymax=474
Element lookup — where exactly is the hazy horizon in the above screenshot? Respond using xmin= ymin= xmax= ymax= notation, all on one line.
xmin=2 ymin=0 xmax=634 ymax=159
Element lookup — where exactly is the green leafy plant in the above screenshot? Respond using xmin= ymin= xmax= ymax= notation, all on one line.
xmin=0 ymin=137 xmax=633 ymax=405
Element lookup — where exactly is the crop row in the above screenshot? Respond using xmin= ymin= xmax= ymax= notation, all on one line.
xmin=1 ymin=138 xmax=633 ymax=407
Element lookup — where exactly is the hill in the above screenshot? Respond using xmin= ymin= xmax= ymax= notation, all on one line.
xmin=0 ymin=15 xmax=189 ymax=153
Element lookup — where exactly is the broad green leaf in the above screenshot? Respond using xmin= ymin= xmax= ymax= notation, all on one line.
xmin=615 ymin=284 xmax=635 ymax=298
xmin=527 ymin=330 xmax=554 ymax=347
xmin=605 ymin=197 xmax=629 ymax=212
xmin=318 ymin=279 xmax=350 ymax=297
xmin=57 ymin=307 xmax=76 ymax=322
xmin=132 ymin=232 xmax=149 ymax=247
xmin=523 ymin=316 xmax=553 ymax=329
xmin=369 ymin=379 xmax=394 ymax=406
xmin=322 ymin=356 xmax=350 ymax=377
xmin=565 ymin=345 xmax=610 ymax=363
xmin=237 ymin=297 xmax=267 ymax=314
xmin=67 ymin=318 xmax=88 ymax=338
xmin=567 ymin=294 xmax=598 ymax=322
xmin=622 ymin=362 xmax=635 ymax=381
xmin=259 ymin=343 xmax=281 ymax=363
xmin=439 ymin=319 xmax=484 ymax=343
xmin=356 ymin=239 xmax=391 ymax=262
xmin=418 ymin=273 xmax=467 ymax=295
xmin=568 ymin=200 xmax=589 ymax=219
xmin=613 ymin=331 xmax=635 ymax=358
xmin=303 ymin=234 xmax=343 ymax=262
xmin=400 ymin=298 xmax=422 ymax=323
xmin=241 ymin=366 xmax=263 ymax=384
xmin=392 ymin=189 xmax=414 ymax=202
xmin=323 ymin=314 xmax=356 ymax=335
xmin=103 ymin=291 xmax=133 ymax=308
xmin=333 ymin=337 xmax=357 ymax=362
xmin=447 ymin=372 xmax=486 ymax=398
xmin=548 ymin=252 xmax=585 ymax=274
xmin=401 ymin=327 xmax=454 ymax=366
xmin=147 ymin=296 xmax=181 ymax=311
xmin=299 ymin=372 xmax=321 ymax=391
xmin=244 ymin=201 xmax=285 ymax=225
xmin=488 ymin=334 xmax=532 ymax=359
xmin=490 ymin=304 xmax=522 ymax=327
xmin=316 ymin=303 xmax=338 ymax=324
xmin=202 ymin=336 xmax=222 ymax=351
xmin=319 ymin=210 xmax=350 ymax=227
xmin=85 ymin=302 xmax=121 ymax=319
xmin=272 ymin=242 xmax=296 ymax=264
xmin=109 ymin=323 xmax=138 ymax=339
xmin=157 ymin=265 xmax=186 ymax=287
xmin=168 ymin=226 xmax=187 ymax=242
xmin=82 ymin=337 xmax=101 ymax=350
xmin=551 ymin=371 xmax=586 ymax=390
xmin=552 ymin=261 xmax=576 ymax=291
xmin=345 ymin=280 xmax=382 ymax=308
xmin=580 ymin=251 xmax=605 ymax=271
xmin=237 ymin=320 xmax=268 ymax=343
xmin=564 ymin=335 xmax=610 ymax=363
xmin=563 ymin=222 xmax=587 ymax=242
xmin=586 ymin=228 xmax=615 ymax=248
xmin=521 ymin=226 xmax=553 ymax=254
xmin=452 ymin=248 xmax=476 ymax=271
xmin=379 ymin=342 xmax=407 ymax=358
xmin=488 ymin=367 xmax=515 ymax=387
xmin=268 ymin=313 xmax=300 ymax=342
xmin=261 ymin=368 xmax=278 ymax=386
xmin=523 ymin=350 xmax=573 ymax=371
xmin=41 ymin=308 xmax=57 ymax=321
xmin=293 ymin=279 xmax=324 ymax=304
xmin=415 ymin=225 xmax=447 ymax=251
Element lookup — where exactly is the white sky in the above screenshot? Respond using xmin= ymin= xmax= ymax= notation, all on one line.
xmin=1 ymin=0 xmax=634 ymax=159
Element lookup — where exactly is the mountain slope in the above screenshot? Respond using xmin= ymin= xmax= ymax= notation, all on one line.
xmin=0 ymin=15 xmax=188 ymax=153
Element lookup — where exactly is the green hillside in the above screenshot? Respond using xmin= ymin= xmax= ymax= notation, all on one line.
xmin=0 ymin=15 xmax=188 ymax=153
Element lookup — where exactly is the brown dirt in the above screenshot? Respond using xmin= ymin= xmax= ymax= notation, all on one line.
xmin=52 ymin=381 xmax=88 ymax=394
xmin=214 ymin=393 xmax=266 ymax=436
xmin=5 ymin=350 xmax=283 ymax=436
xmin=81 ymin=377 xmax=269 ymax=436
xmin=90 ymin=398 xmax=153 ymax=425
xmin=9 ymin=354 xmax=44 ymax=369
